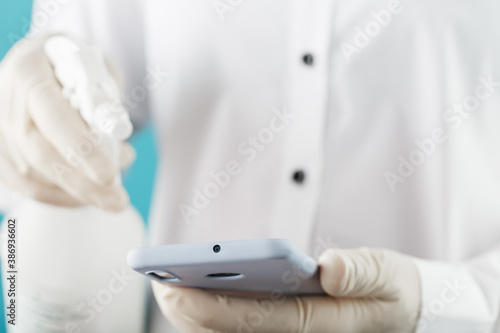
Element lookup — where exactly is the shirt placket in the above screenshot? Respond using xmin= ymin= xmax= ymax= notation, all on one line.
xmin=270 ymin=0 xmax=334 ymax=252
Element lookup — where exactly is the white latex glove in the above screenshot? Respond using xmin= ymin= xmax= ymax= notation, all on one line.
xmin=153 ymin=247 xmax=421 ymax=333
xmin=0 ymin=35 xmax=135 ymax=212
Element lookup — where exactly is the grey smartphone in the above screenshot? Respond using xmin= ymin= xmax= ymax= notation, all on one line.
xmin=127 ymin=238 xmax=325 ymax=295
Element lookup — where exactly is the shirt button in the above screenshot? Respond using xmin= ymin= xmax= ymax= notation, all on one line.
xmin=292 ymin=170 xmax=306 ymax=184
xmin=302 ymin=53 xmax=314 ymax=66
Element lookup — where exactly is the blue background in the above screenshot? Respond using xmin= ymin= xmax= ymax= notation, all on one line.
xmin=0 ymin=0 xmax=158 ymax=330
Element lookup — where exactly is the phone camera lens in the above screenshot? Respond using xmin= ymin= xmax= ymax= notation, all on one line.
xmin=213 ymin=244 xmax=221 ymax=253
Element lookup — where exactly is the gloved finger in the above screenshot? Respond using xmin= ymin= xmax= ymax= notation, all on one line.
xmin=0 ymin=73 xmax=29 ymax=175
xmin=0 ymin=35 xmax=64 ymax=176
xmin=14 ymin=123 xmax=128 ymax=212
xmin=318 ymin=247 xmax=398 ymax=299
xmin=119 ymin=142 xmax=136 ymax=169
xmin=167 ymin=315 xmax=220 ymax=333
xmin=0 ymin=148 xmax=81 ymax=207
xmin=16 ymin=119 xmax=134 ymax=188
xmin=153 ymin=283 xmax=302 ymax=332
xmin=27 ymin=79 xmax=118 ymax=185
xmin=152 ymin=282 xmax=220 ymax=333
xmin=152 ymin=282 xmax=395 ymax=333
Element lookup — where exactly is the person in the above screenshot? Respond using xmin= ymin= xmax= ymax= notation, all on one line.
xmin=0 ymin=0 xmax=499 ymax=332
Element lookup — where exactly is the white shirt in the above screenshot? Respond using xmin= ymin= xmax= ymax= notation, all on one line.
xmin=32 ymin=0 xmax=500 ymax=331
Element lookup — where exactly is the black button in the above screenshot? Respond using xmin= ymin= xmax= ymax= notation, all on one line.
xmin=292 ymin=170 xmax=305 ymax=184
xmin=302 ymin=53 xmax=314 ymax=66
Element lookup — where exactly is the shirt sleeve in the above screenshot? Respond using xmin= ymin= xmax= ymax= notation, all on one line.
xmin=30 ymin=0 xmax=150 ymax=130
xmin=414 ymin=247 xmax=500 ymax=332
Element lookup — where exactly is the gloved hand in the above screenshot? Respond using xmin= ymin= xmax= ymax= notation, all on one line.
xmin=0 ymin=35 xmax=135 ymax=212
xmin=152 ymin=247 xmax=421 ymax=333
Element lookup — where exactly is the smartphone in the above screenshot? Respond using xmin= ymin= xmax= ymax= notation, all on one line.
xmin=127 ymin=238 xmax=325 ymax=295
